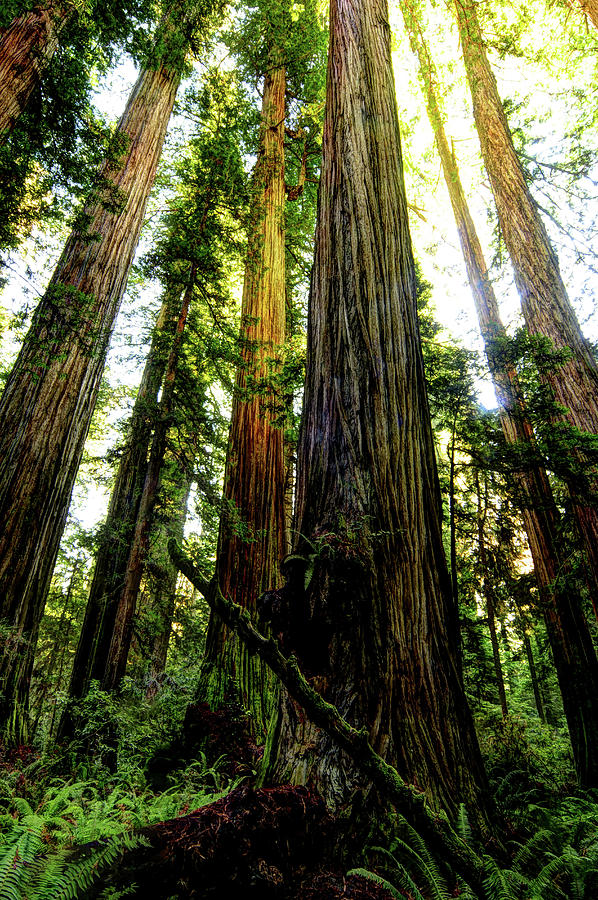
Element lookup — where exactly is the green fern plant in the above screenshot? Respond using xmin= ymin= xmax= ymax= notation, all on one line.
xmin=0 ymin=827 xmax=147 ymax=900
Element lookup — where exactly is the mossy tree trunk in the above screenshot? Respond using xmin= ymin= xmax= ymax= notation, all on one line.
xmin=262 ymin=0 xmax=492 ymax=833
xmin=453 ymin=0 xmax=598 ymax=608
xmin=403 ymin=0 xmax=598 ymax=786
xmin=198 ymin=65 xmax=287 ymax=740
xmin=0 ymin=18 xmax=185 ymax=743
xmin=0 ymin=2 xmax=69 ymax=141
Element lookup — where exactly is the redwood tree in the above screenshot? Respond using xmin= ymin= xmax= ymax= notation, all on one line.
xmin=0 ymin=3 xmax=208 ymax=742
xmin=453 ymin=0 xmax=598 ymax=604
xmin=402 ymin=0 xmax=598 ymax=786
xmin=0 ymin=2 xmax=69 ymax=141
xmin=57 ymin=296 xmax=176 ymax=740
xmin=198 ymin=63 xmax=288 ymax=738
xmin=262 ymin=0 xmax=491 ymax=829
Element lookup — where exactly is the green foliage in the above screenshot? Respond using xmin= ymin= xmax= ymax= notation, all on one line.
xmin=0 ymin=794 xmax=148 ymax=900
xmin=0 ymin=0 xmax=158 ymax=255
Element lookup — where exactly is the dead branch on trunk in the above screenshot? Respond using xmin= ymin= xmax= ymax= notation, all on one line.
xmin=169 ymin=540 xmax=490 ymax=894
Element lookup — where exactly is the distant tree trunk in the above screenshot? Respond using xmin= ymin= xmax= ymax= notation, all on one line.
xmin=145 ymin=471 xmax=192 ymax=701
xmin=102 ymin=273 xmax=194 ymax=692
xmin=198 ymin=65 xmax=287 ymax=740
xmin=0 ymin=22 xmax=185 ymax=742
xmin=263 ymin=0 xmax=491 ymax=833
xmin=404 ymin=0 xmax=598 ymax=786
xmin=453 ymin=0 xmax=598 ymax=608
xmin=58 ymin=297 xmax=175 ymax=740
xmin=0 ymin=3 xmax=69 ymax=141
xmin=30 ymin=555 xmax=81 ymax=739
xmin=474 ymin=472 xmax=508 ymax=718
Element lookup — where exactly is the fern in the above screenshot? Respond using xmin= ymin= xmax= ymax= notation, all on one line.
xmin=457 ymin=802 xmax=472 ymax=845
xmin=0 ymin=826 xmax=147 ymax=900
xmin=482 ymin=856 xmax=517 ymax=900
xmin=346 ymin=867 xmax=412 ymax=899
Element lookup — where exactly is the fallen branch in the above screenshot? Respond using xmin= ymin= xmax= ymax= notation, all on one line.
xmin=169 ymin=540 xmax=488 ymax=894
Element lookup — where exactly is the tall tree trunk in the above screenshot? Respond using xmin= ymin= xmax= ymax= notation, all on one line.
xmin=474 ymin=472 xmax=508 ymax=718
xmin=452 ymin=0 xmax=598 ymax=605
xmin=198 ymin=66 xmax=288 ymax=740
xmin=0 ymin=2 xmax=69 ymax=142
xmin=263 ymin=0 xmax=491 ymax=833
xmin=102 ymin=274 xmax=194 ymax=692
xmin=0 ymin=17 xmax=186 ymax=742
xmin=58 ymin=296 xmax=176 ymax=740
xmin=145 ymin=470 xmax=192 ymax=701
xmin=403 ymin=0 xmax=598 ymax=786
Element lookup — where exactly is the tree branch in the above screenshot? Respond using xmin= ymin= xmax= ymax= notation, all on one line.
xmin=169 ymin=540 xmax=489 ymax=893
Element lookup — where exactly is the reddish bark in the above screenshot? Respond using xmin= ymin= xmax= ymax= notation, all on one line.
xmin=0 ymin=26 xmax=184 ymax=742
xmin=198 ymin=66 xmax=288 ymax=738
xmin=263 ymin=0 xmax=491 ymax=832
xmin=0 ymin=3 xmax=68 ymax=141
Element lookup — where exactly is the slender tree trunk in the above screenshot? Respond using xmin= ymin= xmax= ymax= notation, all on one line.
xmin=263 ymin=0 xmax=491 ymax=833
xmin=198 ymin=66 xmax=288 ymax=740
xmin=474 ymin=472 xmax=508 ymax=718
xmin=403 ymin=0 xmax=598 ymax=786
xmin=452 ymin=0 xmax=598 ymax=603
xmin=30 ymin=556 xmax=80 ymax=739
xmin=102 ymin=274 xmax=194 ymax=692
xmin=522 ymin=628 xmax=545 ymax=722
xmin=58 ymin=297 xmax=175 ymax=740
xmin=0 ymin=20 xmax=185 ymax=742
xmin=0 ymin=2 xmax=70 ymax=141
xmin=145 ymin=471 xmax=192 ymax=701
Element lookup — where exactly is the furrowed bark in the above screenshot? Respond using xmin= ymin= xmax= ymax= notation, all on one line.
xmin=0 ymin=2 xmax=70 ymax=141
xmin=257 ymin=0 xmax=491 ymax=832
xmin=403 ymin=0 xmax=598 ymax=786
xmin=0 ymin=13 xmax=186 ymax=742
xmin=453 ymin=0 xmax=598 ymax=608
xmin=170 ymin=541 xmax=488 ymax=896
xmin=198 ymin=65 xmax=288 ymax=740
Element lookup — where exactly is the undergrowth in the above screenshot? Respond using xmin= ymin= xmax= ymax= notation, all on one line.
xmin=0 ymin=682 xmax=246 ymax=900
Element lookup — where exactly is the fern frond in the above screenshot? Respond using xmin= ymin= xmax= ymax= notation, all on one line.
xmin=346 ymin=867 xmax=409 ymax=899
xmin=482 ymin=856 xmax=517 ymax=900
xmin=457 ymin=803 xmax=472 ymax=845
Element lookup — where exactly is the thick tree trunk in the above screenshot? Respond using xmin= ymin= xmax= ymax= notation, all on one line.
xmin=453 ymin=0 xmax=598 ymax=606
xmin=263 ymin=0 xmax=491 ymax=833
xmin=58 ymin=297 xmax=175 ymax=740
xmin=102 ymin=275 xmax=194 ymax=692
xmin=0 ymin=3 xmax=69 ymax=141
xmin=0 ymin=37 xmax=183 ymax=742
xmin=404 ymin=0 xmax=598 ymax=786
xmin=198 ymin=67 xmax=288 ymax=740
xmin=145 ymin=471 xmax=191 ymax=701
xmin=475 ymin=473 xmax=508 ymax=718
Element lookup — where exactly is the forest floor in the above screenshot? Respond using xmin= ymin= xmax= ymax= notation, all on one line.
xmin=1 ymin=691 xmax=597 ymax=899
